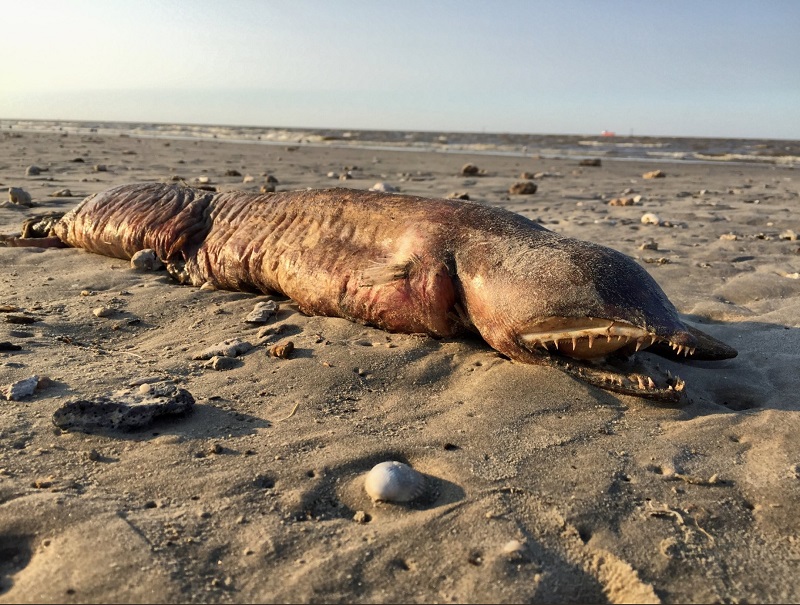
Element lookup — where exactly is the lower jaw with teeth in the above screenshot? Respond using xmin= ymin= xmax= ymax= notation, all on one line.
xmin=518 ymin=321 xmax=691 ymax=399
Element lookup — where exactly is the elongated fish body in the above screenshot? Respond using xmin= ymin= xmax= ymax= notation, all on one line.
xmin=51 ymin=183 xmax=735 ymax=400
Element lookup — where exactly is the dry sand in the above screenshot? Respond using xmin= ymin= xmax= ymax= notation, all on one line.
xmin=1 ymin=130 xmax=799 ymax=603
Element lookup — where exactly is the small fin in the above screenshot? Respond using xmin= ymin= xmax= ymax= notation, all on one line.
xmin=358 ymin=255 xmax=421 ymax=287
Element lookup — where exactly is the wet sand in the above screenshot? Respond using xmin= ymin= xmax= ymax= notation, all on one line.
xmin=1 ymin=130 xmax=799 ymax=603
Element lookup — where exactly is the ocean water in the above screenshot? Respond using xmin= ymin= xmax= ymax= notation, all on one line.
xmin=3 ymin=119 xmax=799 ymax=166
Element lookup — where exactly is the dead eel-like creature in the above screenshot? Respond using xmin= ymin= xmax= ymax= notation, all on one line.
xmin=4 ymin=182 xmax=736 ymax=401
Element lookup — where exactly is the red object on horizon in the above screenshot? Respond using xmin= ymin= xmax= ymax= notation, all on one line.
xmin=601 ymin=130 xmax=616 ymax=137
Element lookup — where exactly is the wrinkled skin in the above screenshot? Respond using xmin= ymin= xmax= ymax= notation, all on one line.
xmin=8 ymin=183 xmax=736 ymax=401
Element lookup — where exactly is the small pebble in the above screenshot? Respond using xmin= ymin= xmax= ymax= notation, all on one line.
xmin=193 ymin=339 xmax=252 ymax=360
xmin=1 ymin=375 xmax=43 ymax=401
xmin=501 ymin=539 xmax=526 ymax=555
xmin=25 ymin=165 xmax=42 ymax=176
xmin=93 ymin=164 xmax=107 ymax=172
xmin=369 ymin=182 xmax=398 ymax=193
xmin=245 ymin=300 xmax=278 ymax=324
xmin=508 ymin=181 xmax=537 ymax=195
xmin=8 ymin=187 xmax=33 ymax=207
xmin=460 ymin=163 xmax=480 ymax=176
xmin=353 ymin=510 xmax=371 ymax=523
xmin=269 ymin=341 xmax=294 ymax=359
xmin=93 ymin=306 xmax=113 ymax=318
xmin=641 ymin=213 xmax=661 ymax=226
xmin=130 ymin=249 xmax=163 ymax=271
xmin=205 ymin=355 xmax=238 ymax=371
xmin=643 ymin=170 xmax=666 ymax=179
xmin=608 ymin=197 xmax=636 ymax=206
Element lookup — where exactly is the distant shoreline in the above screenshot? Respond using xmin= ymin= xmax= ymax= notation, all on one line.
xmin=2 ymin=118 xmax=798 ymax=167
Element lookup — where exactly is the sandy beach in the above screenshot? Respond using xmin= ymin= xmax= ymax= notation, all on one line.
xmin=1 ymin=128 xmax=799 ymax=603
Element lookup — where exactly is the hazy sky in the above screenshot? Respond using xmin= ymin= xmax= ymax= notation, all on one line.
xmin=2 ymin=0 xmax=798 ymax=138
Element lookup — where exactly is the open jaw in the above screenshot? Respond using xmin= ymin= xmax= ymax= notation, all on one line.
xmin=518 ymin=317 xmax=698 ymax=401
xmin=519 ymin=317 xmax=697 ymax=359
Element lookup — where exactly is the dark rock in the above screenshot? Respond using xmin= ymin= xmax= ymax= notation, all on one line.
xmin=5 ymin=315 xmax=37 ymax=325
xmin=508 ymin=181 xmax=538 ymax=195
xmin=52 ymin=383 xmax=195 ymax=432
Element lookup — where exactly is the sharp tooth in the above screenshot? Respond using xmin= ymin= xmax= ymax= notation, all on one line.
xmin=690 ymin=347 xmax=696 ymax=356
xmin=647 ymin=376 xmax=656 ymax=389
xmin=650 ymin=335 xmax=657 ymax=346
xmin=637 ymin=375 xmax=646 ymax=389
xmin=683 ymin=347 xmax=689 ymax=357
xmin=553 ymin=339 xmax=559 ymax=350
xmin=635 ymin=338 xmax=644 ymax=352
xmin=572 ymin=336 xmax=578 ymax=351
xmin=676 ymin=345 xmax=683 ymax=356
xmin=588 ymin=335 xmax=595 ymax=349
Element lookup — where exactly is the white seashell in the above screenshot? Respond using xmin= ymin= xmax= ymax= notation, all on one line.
xmin=641 ymin=212 xmax=661 ymax=225
xmin=369 ymin=182 xmax=398 ymax=193
xmin=364 ymin=461 xmax=425 ymax=503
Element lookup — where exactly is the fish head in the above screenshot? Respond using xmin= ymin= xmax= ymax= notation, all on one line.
xmin=456 ymin=234 xmax=736 ymax=400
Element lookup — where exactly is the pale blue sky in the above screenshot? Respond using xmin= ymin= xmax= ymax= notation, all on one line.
xmin=2 ymin=0 xmax=798 ymax=138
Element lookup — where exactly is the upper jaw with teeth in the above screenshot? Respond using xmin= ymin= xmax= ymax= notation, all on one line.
xmin=519 ymin=318 xmax=696 ymax=360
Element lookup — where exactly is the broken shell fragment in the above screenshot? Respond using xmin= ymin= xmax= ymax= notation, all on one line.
xmin=245 ymin=300 xmax=278 ymax=323
xmin=364 ymin=461 xmax=426 ymax=503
